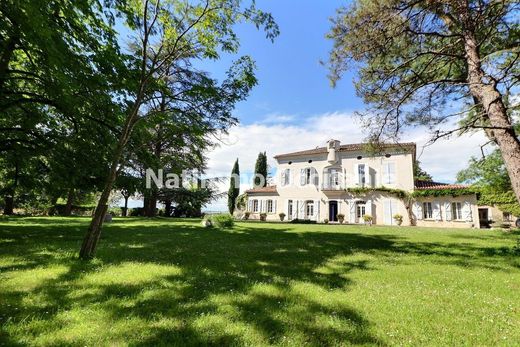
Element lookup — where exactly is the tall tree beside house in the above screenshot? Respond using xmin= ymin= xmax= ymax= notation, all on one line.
xmin=228 ymin=159 xmax=240 ymax=214
xmin=78 ymin=0 xmax=278 ymax=259
xmin=327 ymin=0 xmax=520 ymax=204
xmin=253 ymin=152 xmax=268 ymax=187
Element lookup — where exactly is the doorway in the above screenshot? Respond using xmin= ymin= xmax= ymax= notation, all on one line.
xmin=329 ymin=201 xmax=338 ymax=222
xmin=356 ymin=202 xmax=366 ymax=223
xmin=478 ymin=208 xmax=489 ymax=228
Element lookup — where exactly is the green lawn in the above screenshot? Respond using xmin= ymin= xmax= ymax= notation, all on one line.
xmin=0 ymin=217 xmax=519 ymax=346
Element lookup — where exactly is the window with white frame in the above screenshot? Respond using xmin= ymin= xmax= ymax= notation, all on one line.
xmin=283 ymin=168 xmax=290 ymax=186
xmin=423 ymin=202 xmax=433 ymax=219
xmin=267 ymin=199 xmax=274 ymax=213
xmin=252 ymin=199 xmax=259 ymax=212
xmin=452 ymin=202 xmax=462 ymax=220
xmin=306 ymin=200 xmax=314 ymax=217
xmin=383 ymin=162 xmax=396 ymax=185
xmin=503 ymin=212 xmax=512 ymax=222
xmin=358 ymin=164 xmax=366 ymax=186
xmin=301 ymin=167 xmax=318 ymax=186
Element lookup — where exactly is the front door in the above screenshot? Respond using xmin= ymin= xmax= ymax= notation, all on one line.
xmin=329 ymin=201 xmax=338 ymax=222
xmin=478 ymin=208 xmax=489 ymax=228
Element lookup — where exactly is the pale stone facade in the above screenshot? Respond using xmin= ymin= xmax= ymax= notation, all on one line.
xmin=246 ymin=140 xmax=480 ymax=228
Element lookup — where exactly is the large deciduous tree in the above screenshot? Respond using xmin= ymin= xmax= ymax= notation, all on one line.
xmin=79 ymin=0 xmax=278 ymax=259
xmin=328 ymin=0 xmax=520 ymax=203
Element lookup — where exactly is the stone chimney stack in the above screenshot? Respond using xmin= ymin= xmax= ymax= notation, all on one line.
xmin=327 ymin=139 xmax=340 ymax=164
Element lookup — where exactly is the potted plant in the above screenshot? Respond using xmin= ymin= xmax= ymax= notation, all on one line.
xmin=260 ymin=213 xmax=267 ymax=221
xmin=337 ymin=214 xmax=345 ymax=224
xmin=363 ymin=214 xmax=373 ymax=225
xmin=393 ymin=214 xmax=403 ymax=226
xmin=323 ymin=218 xmax=329 ymax=224
xmin=279 ymin=212 xmax=286 ymax=221
xmin=244 ymin=211 xmax=250 ymax=220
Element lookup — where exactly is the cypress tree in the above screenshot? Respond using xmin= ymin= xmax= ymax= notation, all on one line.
xmin=254 ymin=152 xmax=267 ymax=187
xmin=228 ymin=158 xmax=240 ymax=214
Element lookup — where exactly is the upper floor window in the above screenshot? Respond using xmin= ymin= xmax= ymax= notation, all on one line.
xmin=281 ymin=168 xmax=290 ymax=186
xmin=383 ymin=162 xmax=396 ymax=185
xmin=300 ymin=167 xmax=318 ymax=186
xmin=358 ymin=164 xmax=366 ymax=186
xmin=423 ymin=202 xmax=433 ymax=219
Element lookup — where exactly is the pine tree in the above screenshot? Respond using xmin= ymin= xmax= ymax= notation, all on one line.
xmin=228 ymin=159 xmax=240 ymax=214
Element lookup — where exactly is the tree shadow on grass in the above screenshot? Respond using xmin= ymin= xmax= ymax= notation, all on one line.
xmin=0 ymin=219 xmax=518 ymax=345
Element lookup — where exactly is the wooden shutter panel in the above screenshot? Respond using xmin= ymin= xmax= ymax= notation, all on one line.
xmin=413 ymin=201 xmax=423 ymax=220
xmin=433 ymin=201 xmax=441 ymax=221
xmin=463 ymin=201 xmax=472 ymax=221
xmin=300 ymin=169 xmax=305 ymax=186
xmin=349 ymin=201 xmax=356 ymax=223
xmin=445 ymin=202 xmax=452 ymax=221
xmin=281 ymin=170 xmax=286 ymax=187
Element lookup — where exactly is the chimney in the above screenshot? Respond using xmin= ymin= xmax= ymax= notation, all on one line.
xmin=327 ymin=139 xmax=340 ymax=164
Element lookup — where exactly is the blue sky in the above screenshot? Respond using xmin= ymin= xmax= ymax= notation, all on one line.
xmin=199 ymin=0 xmax=362 ymax=124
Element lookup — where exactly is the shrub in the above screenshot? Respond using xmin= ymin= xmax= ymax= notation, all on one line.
xmin=363 ymin=214 xmax=373 ymax=225
xmin=244 ymin=211 xmax=250 ymax=220
xmin=323 ymin=218 xmax=329 ymax=224
xmin=259 ymin=213 xmax=267 ymax=221
xmin=337 ymin=213 xmax=345 ymax=224
xmin=289 ymin=219 xmax=317 ymax=224
xmin=393 ymin=214 xmax=403 ymax=226
xmin=279 ymin=212 xmax=286 ymax=221
xmin=209 ymin=214 xmax=235 ymax=228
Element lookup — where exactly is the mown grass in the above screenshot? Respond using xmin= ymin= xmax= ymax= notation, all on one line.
xmin=0 ymin=217 xmax=519 ymax=346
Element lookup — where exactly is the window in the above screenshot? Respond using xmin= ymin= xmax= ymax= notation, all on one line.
xmin=288 ymin=200 xmax=293 ymax=220
xmin=452 ymin=202 xmax=462 ymax=220
xmin=423 ymin=202 xmax=433 ymax=219
xmin=356 ymin=202 xmax=366 ymax=218
xmin=503 ymin=212 xmax=512 ymax=222
xmin=301 ymin=167 xmax=318 ymax=186
xmin=383 ymin=162 xmax=396 ymax=185
xmin=358 ymin=164 xmax=366 ymax=186
xmin=267 ymin=200 xmax=273 ymax=213
xmin=252 ymin=200 xmax=259 ymax=212
xmin=306 ymin=200 xmax=314 ymax=217
xmin=330 ymin=169 xmax=339 ymax=186
xmin=282 ymin=168 xmax=290 ymax=186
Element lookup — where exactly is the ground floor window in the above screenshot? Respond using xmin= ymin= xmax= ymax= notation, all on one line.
xmin=452 ymin=202 xmax=462 ymax=220
xmin=288 ymin=200 xmax=293 ymax=220
xmin=503 ymin=212 xmax=512 ymax=222
xmin=267 ymin=199 xmax=273 ymax=213
xmin=423 ymin=202 xmax=433 ymax=219
xmin=306 ymin=200 xmax=314 ymax=217
xmin=252 ymin=200 xmax=259 ymax=212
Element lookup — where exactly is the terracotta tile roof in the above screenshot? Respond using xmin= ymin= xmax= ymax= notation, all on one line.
xmin=414 ymin=180 xmax=469 ymax=190
xmin=245 ymin=185 xmax=278 ymax=194
xmin=273 ymin=142 xmax=416 ymax=159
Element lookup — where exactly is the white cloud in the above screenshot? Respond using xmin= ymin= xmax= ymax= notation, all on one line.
xmin=204 ymin=112 xmax=488 ymax=211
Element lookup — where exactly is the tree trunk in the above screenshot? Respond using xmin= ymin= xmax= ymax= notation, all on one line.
xmin=460 ymin=9 xmax=520 ymax=205
xmin=164 ymin=200 xmax=172 ymax=217
xmin=64 ymin=188 xmax=74 ymax=216
xmin=122 ymin=195 xmax=129 ymax=217
xmin=79 ymin=108 xmax=139 ymax=259
xmin=3 ymin=196 xmax=14 ymax=215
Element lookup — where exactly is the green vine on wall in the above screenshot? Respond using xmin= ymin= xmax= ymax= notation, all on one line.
xmin=410 ymin=188 xmax=477 ymax=198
